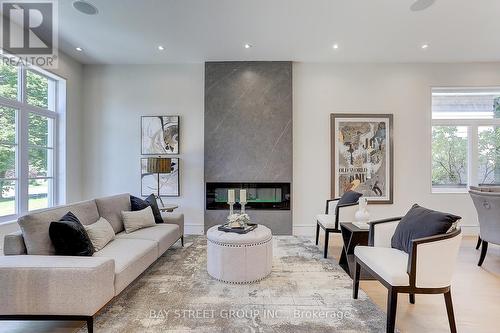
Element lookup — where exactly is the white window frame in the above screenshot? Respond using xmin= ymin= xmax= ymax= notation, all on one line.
xmin=0 ymin=58 xmax=66 ymax=223
xmin=431 ymin=87 xmax=500 ymax=194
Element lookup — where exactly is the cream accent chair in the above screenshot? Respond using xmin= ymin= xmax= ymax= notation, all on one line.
xmin=352 ymin=217 xmax=462 ymax=333
xmin=315 ymin=198 xmax=359 ymax=258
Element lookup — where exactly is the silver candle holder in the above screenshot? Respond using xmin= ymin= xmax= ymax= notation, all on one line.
xmin=228 ymin=201 xmax=235 ymax=216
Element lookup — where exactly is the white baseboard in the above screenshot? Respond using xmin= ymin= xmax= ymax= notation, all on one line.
xmin=293 ymin=224 xmax=479 ymax=237
xmin=185 ymin=224 xmax=204 ymax=235
xmin=293 ymin=225 xmax=316 ymax=237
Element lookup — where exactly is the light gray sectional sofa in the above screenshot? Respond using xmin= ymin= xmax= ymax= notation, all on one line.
xmin=0 ymin=193 xmax=184 ymax=332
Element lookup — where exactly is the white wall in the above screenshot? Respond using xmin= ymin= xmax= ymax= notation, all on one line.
xmin=81 ymin=65 xmax=205 ymax=234
xmin=293 ymin=62 xmax=500 ymax=236
xmin=54 ymin=52 xmax=85 ymax=203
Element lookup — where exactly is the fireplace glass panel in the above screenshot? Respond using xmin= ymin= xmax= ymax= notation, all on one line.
xmin=206 ymin=182 xmax=290 ymax=210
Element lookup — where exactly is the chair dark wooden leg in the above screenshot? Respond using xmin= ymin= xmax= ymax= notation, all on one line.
xmin=181 ymin=236 xmax=184 ymax=247
xmin=353 ymin=260 xmax=360 ymax=299
xmin=86 ymin=316 xmax=93 ymax=333
xmin=315 ymin=223 xmax=320 ymax=245
xmin=478 ymin=240 xmax=488 ymax=266
xmin=409 ymin=293 xmax=415 ymax=304
xmin=323 ymin=231 xmax=330 ymax=258
xmin=475 ymin=236 xmax=481 ymax=250
xmin=386 ymin=288 xmax=398 ymax=333
xmin=444 ymin=290 xmax=457 ymax=333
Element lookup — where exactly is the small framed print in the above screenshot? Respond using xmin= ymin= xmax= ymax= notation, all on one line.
xmin=141 ymin=158 xmax=180 ymax=197
xmin=141 ymin=116 xmax=179 ymax=155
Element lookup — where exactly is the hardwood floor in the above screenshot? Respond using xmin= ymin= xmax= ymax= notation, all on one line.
xmin=1 ymin=235 xmax=498 ymax=333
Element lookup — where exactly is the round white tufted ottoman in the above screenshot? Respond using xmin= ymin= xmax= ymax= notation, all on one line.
xmin=206 ymin=225 xmax=273 ymax=284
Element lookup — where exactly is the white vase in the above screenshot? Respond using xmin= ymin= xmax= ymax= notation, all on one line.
xmin=355 ymin=198 xmax=370 ymax=222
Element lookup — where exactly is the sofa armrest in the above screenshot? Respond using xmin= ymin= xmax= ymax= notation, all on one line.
xmin=0 ymin=256 xmax=115 ymax=316
xmin=161 ymin=212 xmax=184 ymax=237
xmin=368 ymin=217 xmax=403 ymax=247
xmin=3 ymin=231 xmax=27 ymax=255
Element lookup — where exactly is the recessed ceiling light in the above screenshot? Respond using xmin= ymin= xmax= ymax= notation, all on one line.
xmin=75 ymin=47 xmax=83 ymax=52
xmin=421 ymin=44 xmax=429 ymax=49
xmin=157 ymin=45 xmax=165 ymax=51
xmin=244 ymin=43 xmax=252 ymax=49
xmin=72 ymin=1 xmax=98 ymax=15
xmin=410 ymin=0 xmax=436 ymax=12
xmin=332 ymin=43 xmax=339 ymax=50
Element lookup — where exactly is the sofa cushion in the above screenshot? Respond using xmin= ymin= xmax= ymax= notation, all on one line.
xmin=95 ymin=194 xmax=131 ymax=234
xmin=18 ymin=199 xmax=99 ymax=255
xmin=130 ymin=194 xmax=163 ymax=224
xmin=84 ymin=217 xmax=116 ymax=251
xmin=116 ymin=224 xmax=180 ymax=256
xmin=122 ymin=206 xmax=156 ymax=233
xmin=3 ymin=231 xmax=27 ymax=255
xmin=391 ymin=204 xmax=461 ymax=254
xmin=0 ymin=255 xmax=115 ymax=316
xmin=49 ymin=212 xmax=95 ymax=256
xmin=94 ymin=238 xmax=157 ymax=295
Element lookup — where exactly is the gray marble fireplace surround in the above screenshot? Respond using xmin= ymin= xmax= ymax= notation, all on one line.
xmin=204 ymin=62 xmax=293 ymax=234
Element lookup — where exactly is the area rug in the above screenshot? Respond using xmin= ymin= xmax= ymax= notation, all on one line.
xmin=82 ymin=236 xmax=386 ymax=332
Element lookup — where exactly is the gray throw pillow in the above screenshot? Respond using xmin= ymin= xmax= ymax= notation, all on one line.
xmin=391 ymin=204 xmax=461 ymax=254
xmin=121 ymin=206 xmax=156 ymax=233
xmin=84 ymin=217 xmax=115 ymax=251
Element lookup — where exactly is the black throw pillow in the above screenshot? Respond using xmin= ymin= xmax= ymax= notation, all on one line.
xmin=391 ymin=204 xmax=461 ymax=254
xmin=130 ymin=195 xmax=150 ymax=211
xmin=49 ymin=212 xmax=95 ymax=256
xmin=130 ymin=194 xmax=163 ymax=224
xmin=338 ymin=191 xmax=363 ymax=205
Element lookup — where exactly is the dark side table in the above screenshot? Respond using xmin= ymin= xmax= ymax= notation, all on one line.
xmin=339 ymin=222 xmax=374 ymax=280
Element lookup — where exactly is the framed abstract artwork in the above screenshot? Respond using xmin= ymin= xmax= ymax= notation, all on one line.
xmin=141 ymin=116 xmax=179 ymax=155
xmin=141 ymin=157 xmax=180 ymax=197
xmin=330 ymin=113 xmax=394 ymax=204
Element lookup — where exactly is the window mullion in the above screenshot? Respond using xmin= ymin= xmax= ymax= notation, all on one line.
xmin=468 ymin=126 xmax=479 ymax=187
xmin=17 ymin=67 xmax=29 ymax=213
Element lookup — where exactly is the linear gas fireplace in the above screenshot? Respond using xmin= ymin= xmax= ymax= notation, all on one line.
xmin=206 ymin=182 xmax=291 ymax=210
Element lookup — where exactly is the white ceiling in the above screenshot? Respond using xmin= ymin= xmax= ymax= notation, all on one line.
xmin=59 ymin=0 xmax=500 ymax=64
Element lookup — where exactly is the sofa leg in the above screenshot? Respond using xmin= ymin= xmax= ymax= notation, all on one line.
xmin=409 ymin=293 xmax=415 ymax=304
xmin=478 ymin=240 xmax=488 ymax=266
xmin=181 ymin=236 xmax=184 ymax=247
xmin=86 ymin=316 xmax=93 ymax=333
xmin=386 ymin=288 xmax=398 ymax=333
xmin=315 ymin=223 xmax=320 ymax=245
xmin=444 ymin=290 xmax=457 ymax=333
xmin=475 ymin=236 xmax=482 ymax=250
xmin=353 ymin=260 xmax=360 ymax=299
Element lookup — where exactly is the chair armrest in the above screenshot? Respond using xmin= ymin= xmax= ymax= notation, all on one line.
xmin=325 ymin=198 xmax=340 ymax=214
xmin=3 ymin=231 xmax=27 ymax=255
xmin=0 ymin=256 xmax=115 ymax=316
xmin=409 ymin=228 xmax=462 ymax=288
xmin=368 ymin=216 xmax=403 ymax=247
xmin=161 ymin=212 xmax=184 ymax=237
xmin=336 ymin=203 xmax=359 ymax=224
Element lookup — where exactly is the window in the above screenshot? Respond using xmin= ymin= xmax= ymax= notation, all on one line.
xmin=431 ymin=88 xmax=500 ymax=192
xmin=0 ymin=57 xmax=65 ymax=222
